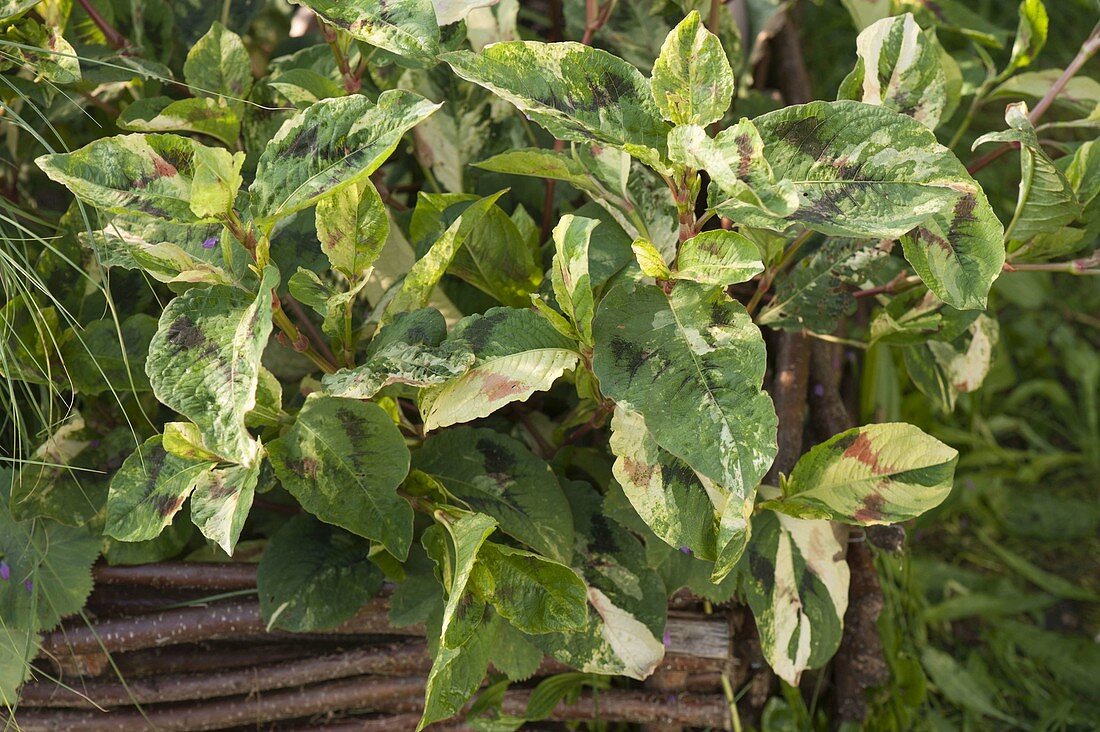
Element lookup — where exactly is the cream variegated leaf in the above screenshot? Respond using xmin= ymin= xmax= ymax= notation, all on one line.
xmin=650 ymin=10 xmax=735 ymax=126
xmin=251 ymin=91 xmax=441 ymax=225
xmin=105 ymin=436 xmax=214 ymax=543
xmin=289 ymin=0 xmax=440 ymax=66
xmin=838 ymin=13 xmax=950 ymax=130
xmin=675 ymin=230 xmax=763 ymax=285
xmin=973 ymin=101 xmax=1081 ymax=242
xmin=420 ymin=308 xmax=580 ymax=431
xmin=443 ymin=42 xmax=671 ymax=168
xmin=37 ymin=135 xmax=217 ymax=222
xmin=904 ymin=314 xmax=999 ymax=412
xmin=550 ymin=215 xmax=599 ymax=344
xmin=323 ymin=308 xmax=475 ymax=399
xmin=753 ymin=101 xmax=1005 ymax=309
xmin=742 ymin=507 xmax=849 ymax=685
xmin=118 ymin=97 xmax=240 ymax=148
xmin=190 ymin=455 xmax=263 ymax=555
xmin=267 ymin=395 xmax=413 ymax=559
xmin=145 ymin=267 xmax=277 ymax=463
xmin=772 ymin=423 xmax=958 ymax=524
xmin=315 ymin=181 xmax=390 ymax=279
xmin=592 ymin=280 xmax=777 ymax=498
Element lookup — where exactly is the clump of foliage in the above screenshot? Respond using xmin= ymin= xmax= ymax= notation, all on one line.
xmin=1 ymin=0 xmax=1097 ymax=727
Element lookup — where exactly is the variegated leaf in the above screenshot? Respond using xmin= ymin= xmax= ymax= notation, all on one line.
xmin=323 ymin=308 xmax=475 ymax=399
xmin=443 ymin=42 xmax=671 ymax=167
xmin=904 ymin=314 xmax=999 ymax=412
xmin=609 ymin=407 xmax=749 ymax=581
xmin=774 ymin=423 xmax=958 ymax=524
xmin=383 ymin=191 xmax=504 ymax=322
xmin=184 ymin=21 xmax=253 ymax=102
xmin=668 ymin=121 xmax=800 ymax=228
xmin=742 ymin=507 xmax=849 ymax=685
xmin=973 ymin=101 xmax=1081 ymax=241
xmin=105 ymin=436 xmax=214 ymax=542
xmin=190 ymin=456 xmax=263 ymax=554
xmin=550 ymin=215 xmax=599 ymax=344
xmin=419 ymin=308 xmax=580 ymax=431
xmin=145 ymin=267 xmax=277 ymax=463
xmin=315 ymin=181 xmax=389 ymax=279
xmin=592 ymin=279 xmax=777 ymax=497
xmin=838 ymin=13 xmax=950 ymax=130
xmin=37 ymin=134 xmax=215 ymax=222
xmin=118 ymin=97 xmax=240 ymax=148
xmin=267 ymin=395 xmax=413 ymax=559
xmin=753 ymin=101 xmax=1005 ymax=308
xmin=290 ymin=0 xmax=440 ymax=67
xmin=413 ymin=427 xmax=574 ymax=563
xmin=437 ymin=512 xmax=497 ymax=648
xmin=674 ymin=230 xmax=763 ymax=285
xmin=650 ymin=10 xmax=735 ymax=127
xmin=758 ymin=238 xmax=892 ymax=333
xmin=471 ymin=542 xmax=588 ymax=635
xmin=250 ymin=91 xmax=441 ymax=225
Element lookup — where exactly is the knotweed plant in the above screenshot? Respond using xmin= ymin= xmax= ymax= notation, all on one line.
xmin=2 ymin=0 xmax=1097 ymax=727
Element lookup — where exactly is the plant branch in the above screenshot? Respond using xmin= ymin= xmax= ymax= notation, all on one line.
xmin=75 ymin=0 xmax=129 ymax=51
xmin=281 ymin=293 xmax=340 ymax=366
xmin=1003 ymin=249 xmax=1100 ymax=274
xmin=319 ymin=20 xmax=361 ymax=93
xmin=746 ymin=229 xmax=812 ymax=315
xmin=966 ymin=22 xmax=1100 ymax=170
xmin=765 ymin=331 xmax=810 ymax=483
xmin=92 ymin=562 xmax=257 ymax=591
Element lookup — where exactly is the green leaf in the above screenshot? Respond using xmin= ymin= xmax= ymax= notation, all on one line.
xmin=81 ymin=216 xmax=239 ymax=287
xmin=435 ymin=512 xmax=497 ymax=648
xmin=37 ymin=134 xmax=216 ymax=222
xmin=323 ymin=308 xmax=475 ymax=400
xmin=117 ymin=97 xmax=240 ymax=154
xmin=1007 ymin=0 xmax=1048 ymax=73
xmin=753 ymin=101 xmax=1005 ymax=308
xmin=443 ymin=42 xmax=671 ymax=167
xmin=650 ymin=10 xmax=735 ymax=127
xmin=742 ymin=507 xmax=849 ymax=685
xmin=189 ymin=459 xmax=263 ymax=554
xmin=184 ymin=21 xmax=253 ymax=101
xmin=592 ymin=279 xmax=776 ymax=497
xmin=773 ymin=423 xmax=958 ymax=524
xmin=609 ymin=408 xmax=721 ymax=561
xmin=409 ymin=192 xmax=542 ymax=307
xmin=472 ymin=542 xmax=588 ymax=634
xmin=250 ymin=90 xmax=441 ymax=225
xmin=105 ymin=436 xmax=215 ymax=542
xmin=674 ymin=230 xmax=763 ymax=285
xmin=757 ymin=239 xmax=890 ymax=333
xmin=163 ymin=421 xmax=224 ymax=462
xmin=291 ymin=0 xmax=440 ymax=67
xmin=1 ymin=480 xmax=100 ymax=633
xmin=668 ymin=121 xmax=800 ymax=229
xmin=973 ymin=101 xmax=1081 ymax=241
xmin=146 ymin=267 xmax=277 ymax=463
xmin=268 ymin=395 xmax=413 ymax=559
xmin=413 ymin=427 xmax=574 ymax=563
xmin=59 ymin=315 xmax=157 ymax=396
xmin=837 ymin=13 xmax=951 ymax=130
xmin=921 ymin=647 xmax=1020 ymax=725
xmin=419 ymin=624 xmax=494 ymax=730
xmin=550 ymin=215 xmax=599 ymax=344
xmin=383 ymin=191 xmax=504 ymax=321
xmin=904 ymin=314 xmax=999 ymax=412
xmin=257 ymin=515 xmax=383 ymax=631
xmin=631 ymin=237 xmax=672 ymax=280
xmin=189 ymin=146 xmax=245 ymax=219
xmin=315 ymin=181 xmax=389 ymax=279
xmin=419 ymin=307 xmax=580 ymax=431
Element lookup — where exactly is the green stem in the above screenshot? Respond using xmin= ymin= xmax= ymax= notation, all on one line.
xmin=746 ymin=229 xmax=812 ymax=315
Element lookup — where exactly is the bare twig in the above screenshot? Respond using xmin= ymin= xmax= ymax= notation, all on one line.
xmin=92 ymin=563 xmax=257 ymax=592
xmin=765 ymin=331 xmax=810 ymax=483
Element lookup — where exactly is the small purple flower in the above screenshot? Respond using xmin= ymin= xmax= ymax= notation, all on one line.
xmin=24 ymin=578 xmax=33 ymax=593
xmin=202 ymin=236 xmax=219 ymax=250
xmin=663 ymin=629 xmax=671 ymax=647
xmin=0 ymin=561 xmax=9 ymax=581
xmin=813 ymin=384 xmax=825 ymax=397
xmin=679 ymin=545 xmax=693 ymax=556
